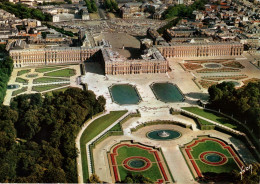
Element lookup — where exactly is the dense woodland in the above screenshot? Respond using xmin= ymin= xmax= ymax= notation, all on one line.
xmin=0 ymin=88 xmax=106 ymax=182
xmin=163 ymin=0 xmax=207 ymax=19
xmin=104 ymin=0 xmax=119 ymax=12
xmin=0 ymin=45 xmax=13 ymax=104
xmin=208 ymin=82 xmax=260 ymax=139
xmin=84 ymin=0 xmax=97 ymax=13
xmin=0 ymin=1 xmax=52 ymax=21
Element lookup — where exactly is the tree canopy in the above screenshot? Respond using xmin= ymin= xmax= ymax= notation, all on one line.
xmin=0 ymin=45 xmax=13 ymax=104
xmin=163 ymin=0 xmax=207 ymax=20
xmin=0 ymin=2 xmax=52 ymax=21
xmin=0 ymin=88 xmax=106 ymax=182
xmin=104 ymin=0 xmax=118 ymax=12
xmin=208 ymin=82 xmax=260 ymax=139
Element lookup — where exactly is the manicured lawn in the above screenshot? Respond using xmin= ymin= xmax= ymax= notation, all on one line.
xmin=118 ymin=164 xmax=162 ymax=182
xmin=33 ymin=77 xmax=69 ymax=84
xmin=15 ymin=77 xmax=28 ymax=84
xmin=12 ymin=87 xmax=28 ymax=96
xmin=80 ymin=111 xmax=128 ymax=182
xmin=191 ymin=141 xmax=231 ymax=158
xmin=109 ymin=122 xmax=122 ymax=131
xmin=32 ymin=83 xmax=69 ymax=92
xmin=44 ymin=69 xmax=75 ymax=77
xmin=116 ymin=146 xmax=156 ymax=164
xmin=17 ymin=69 xmax=30 ymax=76
xmin=182 ymin=137 xmax=242 ymax=178
xmin=191 ymin=140 xmax=239 ymax=173
xmin=44 ymin=87 xmax=70 ymax=96
xmin=35 ymin=67 xmax=62 ymax=73
xmin=195 ymin=158 xmax=239 ymax=173
xmin=182 ymin=107 xmax=237 ymax=129
xmin=198 ymin=118 xmax=213 ymax=125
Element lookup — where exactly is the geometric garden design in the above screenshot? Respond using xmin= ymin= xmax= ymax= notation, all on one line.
xmin=108 ymin=141 xmax=173 ymax=183
xmin=181 ymin=136 xmax=244 ymax=178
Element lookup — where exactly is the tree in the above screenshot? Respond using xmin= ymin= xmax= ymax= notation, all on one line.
xmin=0 ymin=87 xmax=106 ymax=182
xmin=91 ymin=0 xmax=97 ymax=12
xmin=88 ymin=174 xmax=101 ymax=183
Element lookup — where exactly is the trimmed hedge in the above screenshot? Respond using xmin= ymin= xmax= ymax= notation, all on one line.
xmin=131 ymin=120 xmax=192 ymax=133
xmin=180 ymin=112 xmax=215 ymax=130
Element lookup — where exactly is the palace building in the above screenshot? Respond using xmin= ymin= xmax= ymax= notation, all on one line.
xmin=9 ymin=46 xmax=99 ymax=68
xmin=99 ymin=47 xmax=168 ymax=75
xmin=157 ymin=42 xmax=243 ymax=58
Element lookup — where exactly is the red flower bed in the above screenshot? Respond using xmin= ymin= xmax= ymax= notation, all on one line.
xmin=109 ymin=143 xmax=170 ymax=182
xmin=184 ymin=138 xmax=244 ymax=178
xmin=200 ymin=151 xmax=227 ymax=165
xmin=123 ymin=156 xmax=151 ymax=171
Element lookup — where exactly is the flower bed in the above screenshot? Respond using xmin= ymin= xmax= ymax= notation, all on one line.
xmin=183 ymin=63 xmax=203 ymax=70
xmin=181 ymin=136 xmax=244 ymax=179
xmin=198 ymin=80 xmax=218 ymax=89
xmin=222 ymin=61 xmax=245 ymax=69
xmin=201 ymin=75 xmax=248 ymax=81
xmin=108 ymin=141 xmax=172 ymax=183
xmin=197 ymin=68 xmax=240 ymax=73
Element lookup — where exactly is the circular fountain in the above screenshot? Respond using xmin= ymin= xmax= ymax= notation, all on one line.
xmin=158 ymin=131 xmax=170 ymax=138
xmin=147 ymin=129 xmax=181 ymax=140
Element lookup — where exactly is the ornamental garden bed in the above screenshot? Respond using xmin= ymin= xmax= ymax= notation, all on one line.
xmin=197 ymin=68 xmax=240 ymax=73
xmin=183 ymin=63 xmax=203 ymax=70
xmin=180 ymin=136 xmax=244 ymax=179
xmin=201 ymin=75 xmax=248 ymax=81
xmin=108 ymin=141 xmax=173 ymax=183
xmin=198 ymin=80 xmax=218 ymax=89
xmin=185 ymin=60 xmax=228 ymax=64
xmin=222 ymin=61 xmax=245 ymax=69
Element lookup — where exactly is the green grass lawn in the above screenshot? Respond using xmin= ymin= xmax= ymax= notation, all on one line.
xmin=198 ymin=118 xmax=213 ymax=125
xmin=190 ymin=140 xmax=240 ymax=173
xmin=44 ymin=87 xmax=70 ymax=96
xmin=109 ymin=122 xmax=122 ymax=131
xmin=17 ymin=69 xmax=30 ymax=76
xmin=116 ymin=146 xmax=156 ymax=164
xmin=15 ymin=77 xmax=28 ymax=84
xmin=44 ymin=69 xmax=76 ymax=77
xmin=12 ymin=87 xmax=28 ymax=96
xmin=32 ymin=83 xmax=69 ymax=92
xmin=33 ymin=77 xmax=69 ymax=84
xmin=182 ymin=107 xmax=237 ymax=129
xmin=118 ymin=164 xmax=162 ymax=182
xmin=191 ymin=141 xmax=231 ymax=158
xmin=196 ymin=158 xmax=239 ymax=173
xmin=35 ymin=67 xmax=62 ymax=73
xmin=80 ymin=111 xmax=128 ymax=182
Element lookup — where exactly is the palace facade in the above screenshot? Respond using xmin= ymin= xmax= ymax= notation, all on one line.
xmin=157 ymin=42 xmax=243 ymax=58
xmin=10 ymin=47 xmax=99 ymax=67
xmin=99 ymin=47 xmax=168 ymax=75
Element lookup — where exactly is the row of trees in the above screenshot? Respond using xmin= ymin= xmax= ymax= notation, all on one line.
xmin=84 ymin=0 xmax=97 ymax=13
xmin=0 ymin=2 xmax=52 ymax=21
xmin=208 ymin=82 xmax=260 ymax=139
xmin=104 ymin=0 xmax=119 ymax=12
xmin=0 ymin=45 xmax=13 ymax=104
xmin=44 ymin=23 xmax=75 ymax=37
xmin=163 ymin=0 xmax=207 ymax=19
xmin=0 ymin=88 xmax=106 ymax=182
